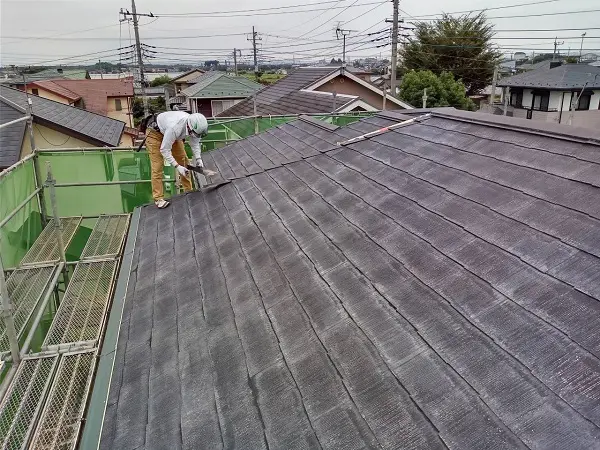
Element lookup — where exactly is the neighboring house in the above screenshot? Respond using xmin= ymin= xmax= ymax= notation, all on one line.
xmin=0 ymin=67 xmax=90 ymax=88
xmin=218 ymin=67 xmax=411 ymax=117
xmin=171 ymin=68 xmax=206 ymax=94
xmin=497 ymin=63 xmax=600 ymax=128
xmin=0 ymin=86 xmax=128 ymax=170
xmin=103 ymin=108 xmax=600 ymax=450
xmin=171 ymin=72 xmax=262 ymax=116
xmin=25 ymin=79 xmax=134 ymax=127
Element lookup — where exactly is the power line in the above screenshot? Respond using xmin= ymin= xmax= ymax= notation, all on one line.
xmin=408 ymin=8 xmax=600 ymax=21
xmin=410 ymin=0 xmax=562 ymax=17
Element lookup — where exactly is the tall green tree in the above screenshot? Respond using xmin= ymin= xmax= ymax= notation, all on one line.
xmin=150 ymin=75 xmax=172 ymax=87
xmin=400 ymin=13 xmax=500 ymax=94
xmin=399 ymin=70 xmax=475 ymax=110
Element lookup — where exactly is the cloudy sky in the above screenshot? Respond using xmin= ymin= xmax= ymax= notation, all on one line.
xmin=0 ymin=0 xmax=598 ymax=66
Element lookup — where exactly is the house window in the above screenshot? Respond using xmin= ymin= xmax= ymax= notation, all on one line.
xmin=31 ymin=88 xmax=39 ymax=95
xmin=115 ymin=99 xmax=123 ymax=111
xmin=576 ymin=93 xmax=591 ymax=111
xmin=532 ymin=91 xmax=550 ymax=111
xmin=211 ymin=99 xmax=237 ymax=116
xmin=510 ymin=89 xmax=523 ymax=108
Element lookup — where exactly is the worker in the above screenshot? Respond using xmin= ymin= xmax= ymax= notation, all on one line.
xmin=145 ymin=111 xmax=217 ymax=209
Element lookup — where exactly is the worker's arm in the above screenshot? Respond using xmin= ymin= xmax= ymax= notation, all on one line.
xmin=188 ymin=135 xmax=204 ymax=167
xmin=159 ymin=127 xmax=179 ymax=166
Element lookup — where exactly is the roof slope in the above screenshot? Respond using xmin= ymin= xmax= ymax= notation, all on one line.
xmin=218 ymin=67 xmax=347 ymax=116
xmin=0 ymin=100 xmax=26 ymax=168
xmin=47 ymin=79 xmax=134 ymax=115
xmin=0 ymin=86 xmax=125 ymax=147
xmin=102 ymin=110 xmax=600 ymax=449
xmin=500 ymin=63 xmax=600 ymax=89
xmin=28 ymin=68 xmax=89 ymax=81
xmin=30 ymin=80 xmax=82 ymax=102
xmin=180 ymin=72 xmax=262 ymax=98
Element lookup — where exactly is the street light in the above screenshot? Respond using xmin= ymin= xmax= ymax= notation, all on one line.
xmin=579 ymin=32 xmax=587 ymax=63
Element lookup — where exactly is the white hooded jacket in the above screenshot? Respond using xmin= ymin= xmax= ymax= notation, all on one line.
xmin=156 ymin=111 xmax=203 ymax=167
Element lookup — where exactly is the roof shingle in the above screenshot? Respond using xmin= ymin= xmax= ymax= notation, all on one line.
xmin=499 ymin=63 xmax=600 ymax=89
xmin=101 ymin=109 xmax=600 ymax=450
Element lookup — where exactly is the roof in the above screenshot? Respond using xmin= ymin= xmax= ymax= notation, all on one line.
xmin=38 ymin=79 xmax=134 ymax=115
xmin=0 ymin=86 xmax=125 ymax=148
xmin=29 ymin=80 xmax=81 ymax=102
xmin=102 ymin=109 xmax=600 ymax=449
xmin=171 ymin=68 xmax=206 ymax=83
xmin=180 ymin=72 xmax=262 ymax=99
xmin=218 ymin=67 xmax=354 ymax=116
xmin=134 ymin=86 xmax=167 ymax=96
xmin=500 ymin=63 xmax=600 ymax=89
xmin=26 ymin=68 xmax=89 ymax=82
xmin=0 ymin=100 xmax=26 ymax=168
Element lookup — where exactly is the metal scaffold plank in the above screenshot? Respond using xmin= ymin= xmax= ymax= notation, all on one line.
xmin=42 ymin=261 xmax=118 ymax=347
xmin=29 ymin=350 xmax=97 ymax=450
xmin=20 ymin=217 xmax=82 ymax=267
xmin=0 ymin=356 xmax=59 ymax=450
xmin=80 ymin=214 xmax=130 ymax=261
xmin=0 ymin=266 xmax=57 ymax=353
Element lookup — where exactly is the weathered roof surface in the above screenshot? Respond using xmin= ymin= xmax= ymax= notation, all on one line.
xmin=27 ymin=67 xmax=89 ymax=81
xmin=101 ymin=109 xmax=600 ymax=450
xmin=500 ymin=63 xmax=600 ymax=89
xmin=46 ymin=79 xmax=134 ymax=115
xmin=180 ymin=72 xmax=262 ymax=98
xmin=0 ymin=99 xmax=26 ymax=168
xmin=0 ymin=86 xmax=124 ymax=147
xmin=218 ymin=67 xmax=343 ymax=116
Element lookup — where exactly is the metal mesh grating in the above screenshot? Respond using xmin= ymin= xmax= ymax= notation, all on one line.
xmin=43 ymin=261 xmax=118 ymax=347
xmin=80 ymin=215 xmax=130 ymax=261
xmin=0 ymin=356 xmax=59 ymax=450
xmin=29 ymin=351 xmax=96 ymax=450
xmin=1 ymin=266 xmax=57 ymax=353
xmin=20 ymin=217 xmax=82 ymax=267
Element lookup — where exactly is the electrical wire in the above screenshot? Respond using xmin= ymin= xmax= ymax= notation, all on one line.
xmin=409 ymin=8 xmax=600 ymax=21
xmin=410 ymin=0 xmax=562 ymax=17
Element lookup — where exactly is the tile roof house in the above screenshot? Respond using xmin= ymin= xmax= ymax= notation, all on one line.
xmin=100 ymin=109 xmax=600 ymax=449
xmin=0 ymin=67 xmax=91 ymax=88
xmin=0 ymin=86 xmax=126 ymax=169
xmin=219 ymin=67 xmax=412 ymax=117
xmin=497 ymin=63 xmax=600 ymax=128
xmin=170 ymin=72 xmax=262 ymax=116
xmin=26 ymin=79 xmax=135 ymax=127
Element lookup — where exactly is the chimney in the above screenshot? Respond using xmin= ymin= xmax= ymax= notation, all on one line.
xmin=549 ymin=61 xmax=562 ymax=69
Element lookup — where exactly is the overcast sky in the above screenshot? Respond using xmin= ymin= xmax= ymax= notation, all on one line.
xmin=0 ymin=0 xmax=598 ymax=66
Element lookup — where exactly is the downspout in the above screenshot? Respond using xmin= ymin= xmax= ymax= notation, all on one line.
xmin=558 ymin=92 xmax=565 ymax=123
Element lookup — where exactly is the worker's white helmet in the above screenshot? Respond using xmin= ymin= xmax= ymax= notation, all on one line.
xmin=187 ymin=113 xmax=208 ymax=138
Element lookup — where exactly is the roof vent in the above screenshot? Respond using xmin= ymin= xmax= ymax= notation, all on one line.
xmin=549 ymin=61 xmax=562 ymax=69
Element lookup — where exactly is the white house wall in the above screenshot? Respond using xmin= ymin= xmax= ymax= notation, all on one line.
xmin=519 ymin=88 xmax=600 ymax=111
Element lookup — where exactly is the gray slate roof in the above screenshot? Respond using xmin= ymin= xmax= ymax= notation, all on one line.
xmin=218 ymin=67 xmax=356 ymax=117
xmin=0 ymin=86 xmax=125 ymax=148
xmin=499 ymin=63 xmax=600 ymax=89
xmin=0 ymin=100 xmax=27 ymax=169
xmin=101 ymin=109 xmax=600 ymax=450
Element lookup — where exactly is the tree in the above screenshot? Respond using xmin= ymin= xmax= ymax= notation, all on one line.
xmin=399 ymin=70 xmax=475 ymax=110
xmin=565 ymin=56 xmax=578 ymax=64
xmin=150 ymin=75 xmax=172 ymax=87
xmin=400 ymin=13 xmax=500 ymax=94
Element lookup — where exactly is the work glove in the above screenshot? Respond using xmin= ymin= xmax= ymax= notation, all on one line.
xmin=176 ymin=164 xmax=189 ymax=178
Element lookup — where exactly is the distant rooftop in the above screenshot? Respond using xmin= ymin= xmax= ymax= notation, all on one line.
xmin=180 ymin=72 xmax=262 ymax=99
xmin=500 ymin=63 xmax=600 ymax=89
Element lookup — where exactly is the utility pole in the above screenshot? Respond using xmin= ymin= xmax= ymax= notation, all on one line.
xmin=130 ymin=0 xmax=148 ymax=115
xmin=489 ymin=65 xmax=499 ymax=107
xmin=390 ymin=0 xmax=399 ymax=94
xmin=233 ymin=48 xmax=241 ymax=76
xmin=336 ymin=27 xmax=353 ymax=67
xmin=552 ymin=37 xmax=564 ymax=61
xmin=579 ymin=32 xmax=587 ymax=63
xmin=248 ymin=27 xmax=261 ymax=80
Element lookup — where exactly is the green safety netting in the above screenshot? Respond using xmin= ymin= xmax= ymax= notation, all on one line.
xmin=0 ymin=159 xmax=43 ymax=268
